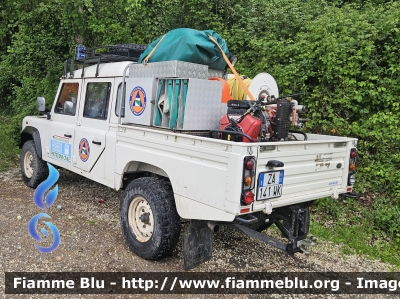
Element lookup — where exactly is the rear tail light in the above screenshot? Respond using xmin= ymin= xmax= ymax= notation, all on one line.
xmin=348 ymin=173 xmax=356 ymax=185
xmin=241 ymin=156 xmax=256 ymax=206
xmin=348 ymin=148 xmax=357 ymax=186
xmin=244 ymin=191 xmax=255 ymax=205
xmin=245 ymin=159 xmax=255 ymax=170
xmin=349 ymin=148 xmax=357 ymax=164
xmin=244 ymin=176 xmax=252 ymax=186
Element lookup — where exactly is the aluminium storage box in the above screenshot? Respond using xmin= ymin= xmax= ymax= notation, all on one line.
xmin=153 ymin=78 xmax=225 ymax=131
xmin=124 ymin=61 xmax=226 ymax=129
xmin=129 ymin=61 xmax=224 ymax=79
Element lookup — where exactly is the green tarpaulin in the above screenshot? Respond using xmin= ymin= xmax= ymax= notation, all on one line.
xmin=138 ymin=28 xmax=230 ymax=70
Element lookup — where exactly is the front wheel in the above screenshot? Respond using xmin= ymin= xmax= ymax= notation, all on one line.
xmin=20 ymin=140 xmax=49 ymax=188
xmin=120 ymin=177 xmax=181 ymax=260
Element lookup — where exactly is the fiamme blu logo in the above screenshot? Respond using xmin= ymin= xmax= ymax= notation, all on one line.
xmin=28 ymin=163 xmax=61 ymax=253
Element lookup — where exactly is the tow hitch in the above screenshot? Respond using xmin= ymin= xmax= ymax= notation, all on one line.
xmin=297 ymin=236 xmax=317 ymax=255
xmin=231 ymin=204 xmax=317 ymax=255
xmin=182 ymin=204 xmax=316 ymax=270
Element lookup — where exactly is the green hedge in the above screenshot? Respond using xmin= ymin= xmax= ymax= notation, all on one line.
xmin=0 ymin=0 xmax=399 ymax=240
xmin=227 ymin=0 xmax=400 ymax=197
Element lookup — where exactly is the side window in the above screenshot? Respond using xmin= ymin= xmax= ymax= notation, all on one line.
xmin=54 ymin=83 xmax=79 ymax=116
xmin=83 ymin=82 xmax=111 ymax=120
xmin=115 ymin=83 xmax=125 ymax=117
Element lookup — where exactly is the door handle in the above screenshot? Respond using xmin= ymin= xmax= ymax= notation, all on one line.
xmin=92 ymin=140 xmax=101 ymax=145
xmin=266 ymin=160 xmax=284 ymax=168
xmin=64 ymin=134 xmax=72 ymax=138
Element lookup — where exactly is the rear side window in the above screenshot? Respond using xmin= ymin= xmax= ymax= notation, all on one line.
xmin=54 ymin=83 xmax=79 ymax=116
xmin=115 ymin=83 xmax=125 ymax=117
xmin=83 ymin=82 xmax=111 ymax=120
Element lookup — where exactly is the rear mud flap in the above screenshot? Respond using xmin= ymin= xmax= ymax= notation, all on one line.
xmin=182 ymin=220 xmax=213 ymax=271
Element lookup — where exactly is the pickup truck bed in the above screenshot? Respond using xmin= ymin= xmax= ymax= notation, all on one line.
xmin=115 ymin=124 xmax=357 ymax=221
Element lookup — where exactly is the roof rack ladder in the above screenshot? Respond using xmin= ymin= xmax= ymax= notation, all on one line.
xmin=70 ymin=59 xmax=75 ymax=78
xmin=63 ymin=60 xmax=69 ymax=78
xmin=95 ymin=57 xmax=101 ymax=77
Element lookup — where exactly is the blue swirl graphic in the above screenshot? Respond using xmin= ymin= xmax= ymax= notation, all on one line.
xmin=41 ymin=227 xmax=49 ymax=237
xmin=33 ymin=163 xmax=59 ymax=210
xmin=28 ymin=213 xmax=60 ymax=253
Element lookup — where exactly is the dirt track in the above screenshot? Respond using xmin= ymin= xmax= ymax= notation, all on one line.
xmin=0 ymin=167 xmax=396 ymax=298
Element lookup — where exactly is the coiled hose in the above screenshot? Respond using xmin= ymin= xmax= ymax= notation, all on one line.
xmin=228 ymin=76 xmax=252 ymax=100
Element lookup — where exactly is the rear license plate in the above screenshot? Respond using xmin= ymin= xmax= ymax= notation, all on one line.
xmin=257 ymin=170 xmax=284 ymax=200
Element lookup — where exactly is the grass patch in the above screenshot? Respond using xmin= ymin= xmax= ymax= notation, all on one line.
xmin=0 ymin=115 xmax=20 ymax=171
xmin=311 ymin=197 xmax=400 ymax=268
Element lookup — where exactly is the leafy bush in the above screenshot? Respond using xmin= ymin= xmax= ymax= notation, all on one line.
xmin=230 ymin=0 xmax=400 ymax=197
xmin=0 ymin=0 xmax=399 ymax=262
xmin=372 ymin=197 xmax=400 ymax=239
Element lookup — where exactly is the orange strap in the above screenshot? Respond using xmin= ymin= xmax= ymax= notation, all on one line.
xmin=143 ymin=34 xmax=166 ymax=65
xmin=208 ymin=35 xmax=255 ymax=101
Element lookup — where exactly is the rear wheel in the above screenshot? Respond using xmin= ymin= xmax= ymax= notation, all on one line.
xmin=120 ymin=177 xmax=181 ymax=260
xmin=20 ymin=140 xmax=48 ymax=188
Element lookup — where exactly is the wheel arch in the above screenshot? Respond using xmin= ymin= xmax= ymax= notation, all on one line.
xmin=120 ymin=161 xmax=171 ymax=190
xmin=20 ymin=126 xmax=43 ymax=159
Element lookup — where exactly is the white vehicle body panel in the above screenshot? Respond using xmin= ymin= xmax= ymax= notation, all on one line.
xmin=22 ymin=61 xmax=357 ymax=222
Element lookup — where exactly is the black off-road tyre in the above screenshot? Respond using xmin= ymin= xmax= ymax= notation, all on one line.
xmin=120 ymin=177 xmax=181 ymax=260
xmin=20 ymin=140 xmax=49 ymax=188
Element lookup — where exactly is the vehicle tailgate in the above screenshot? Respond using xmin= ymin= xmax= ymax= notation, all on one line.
xmin=254 ymin=140 xmax=352 ymax=209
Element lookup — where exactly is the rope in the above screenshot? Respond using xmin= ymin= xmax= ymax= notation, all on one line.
xmin=208 ymin=35 xmax=255 ymax=101
xmin=143 ymin=34 xmax=166 ymax=65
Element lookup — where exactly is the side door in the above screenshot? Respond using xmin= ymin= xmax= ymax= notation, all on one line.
xmin=47 ymin=81 xmax=81 ymax=169
xmin=73 ymin=79 xmax=113 ymax=179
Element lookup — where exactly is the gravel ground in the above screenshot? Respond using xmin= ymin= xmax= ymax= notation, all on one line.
xmin=0 ymin=166 xmax=397 ymax=299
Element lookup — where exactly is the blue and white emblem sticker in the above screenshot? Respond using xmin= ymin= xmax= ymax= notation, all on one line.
xmin=129 ymin=86 xmax=146 ymax=116
xmin=79 ymin=138 xmax=90 ymax=162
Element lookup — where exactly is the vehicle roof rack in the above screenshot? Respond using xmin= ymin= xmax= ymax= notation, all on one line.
xmin=63 ymin=44 xmax=148 ymax=78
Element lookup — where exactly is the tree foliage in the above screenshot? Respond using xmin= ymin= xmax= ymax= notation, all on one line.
xmin=0 ymin=0 xmax=399 ymax=200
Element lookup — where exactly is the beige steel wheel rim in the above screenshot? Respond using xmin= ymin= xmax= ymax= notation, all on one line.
xmin=24 ymin=151 xmax=34 ymax=178
xmin=128 ymin=196 xmax=154 ymax=242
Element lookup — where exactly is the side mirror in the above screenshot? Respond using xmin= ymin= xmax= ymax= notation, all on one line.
xmin=36 ymin=97 xmax=46 ymax=112
xmin=37 ymin=96 xmax=51 ymax=120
